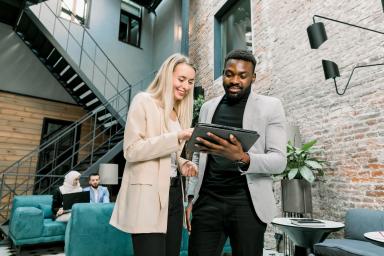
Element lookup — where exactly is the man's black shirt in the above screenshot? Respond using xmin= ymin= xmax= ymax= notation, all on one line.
xmin=200 ymin=87 xmax=252 ymax=203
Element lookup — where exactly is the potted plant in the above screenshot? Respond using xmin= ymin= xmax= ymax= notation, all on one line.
xmin=192 ymin=94 xmax=205 ymax=126
xmin=274 ymin=140 xmax=325 ymax=214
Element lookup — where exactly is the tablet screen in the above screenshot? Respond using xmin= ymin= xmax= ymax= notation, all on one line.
xmin=186 ymin=123 xmax=259 ymax=152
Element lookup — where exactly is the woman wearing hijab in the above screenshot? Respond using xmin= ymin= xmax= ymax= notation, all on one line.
xmin=52 ymin=170 xmax=82 ymax=222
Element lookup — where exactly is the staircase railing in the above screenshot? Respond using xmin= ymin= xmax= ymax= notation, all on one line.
xmin=0 ymin=72 xmax=154 ymax=222
xmin=26 ymin=0 xmax=137 ymax=116
xmin=0 ymin=0 xmax=157 ymax=222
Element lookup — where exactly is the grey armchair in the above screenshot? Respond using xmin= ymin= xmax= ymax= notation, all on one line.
xmin=314 ymin=208 xmax=384 ymax=256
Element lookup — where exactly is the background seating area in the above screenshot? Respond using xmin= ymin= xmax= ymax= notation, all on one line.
xmin=8 ymin=195 xmax=232 ymax=255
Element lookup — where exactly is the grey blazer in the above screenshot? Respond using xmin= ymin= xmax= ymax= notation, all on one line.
xmin=187 ymin=89 xmax=287 ymax=223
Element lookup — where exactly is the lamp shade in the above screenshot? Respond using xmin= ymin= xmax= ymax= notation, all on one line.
xmin=99 ymin=163 xmax=118 ymax=185
xmin=307 ymin=22 xmax=328 ymax=49
xmin=322 ymin=59 xmax=340 ymax=80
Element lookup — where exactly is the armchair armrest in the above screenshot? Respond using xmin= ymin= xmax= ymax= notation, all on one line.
xmin=10 ymin=207 xmax=44 ymax=240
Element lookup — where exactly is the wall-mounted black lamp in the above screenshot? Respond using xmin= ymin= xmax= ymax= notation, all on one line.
xmin=307 ymin=15 xmax=384 ymax=49
xmin=322 ymin=59 xmax=384 ymax=95
xmin=307 ymin=14 xmax=384 ymax=95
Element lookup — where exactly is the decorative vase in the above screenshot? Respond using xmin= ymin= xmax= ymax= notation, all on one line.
xmin=281 ymin=179 xmax=312 ymax=214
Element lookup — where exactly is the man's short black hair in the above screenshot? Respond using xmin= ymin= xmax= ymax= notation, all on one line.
xmin=224 ymin=49 xmax=256 ymax=72
xmin=89 ymin=173 xmax=99 ymax=180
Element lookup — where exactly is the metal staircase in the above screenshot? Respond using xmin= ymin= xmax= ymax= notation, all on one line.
xmin=0 ymin=0 xmax=155 ymax=221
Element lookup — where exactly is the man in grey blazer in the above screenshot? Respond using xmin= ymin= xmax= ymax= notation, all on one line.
xmin=186 ymin=49 xmax=287 ymax=256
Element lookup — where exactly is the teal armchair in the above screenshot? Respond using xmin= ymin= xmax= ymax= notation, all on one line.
xmin=65 ymin=203 xmax=133 ymax=256
xmin=9 ymin=195 xmax=66 ymax=247
xmin=314 ymin=208 xmax=384 ymax=256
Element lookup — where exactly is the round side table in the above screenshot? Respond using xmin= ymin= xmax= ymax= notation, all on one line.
xmin=272 ymin=217 xmax=345 ymax=256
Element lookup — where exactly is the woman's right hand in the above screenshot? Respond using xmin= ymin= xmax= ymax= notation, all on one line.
xmin=56 ymin=207 xmax=64 ymax=216
xmin=177 ymin=128 xmax=194 ymax=141
xmin=185 ymin=201 xmax=193 ymax=232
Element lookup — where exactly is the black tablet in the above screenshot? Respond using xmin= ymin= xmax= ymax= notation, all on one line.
xmin=186 ymin=123 xmax=259 ymax=152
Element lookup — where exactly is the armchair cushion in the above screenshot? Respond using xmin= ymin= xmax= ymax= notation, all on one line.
xmin=10 ymin=207 xmax=43 ymax=240
xmin=38 ymin=203 xmax=53 ymax=219
xmin=42 ymin=219 xmax=66 ymax=237
xmin=314 ymin=238 xmax=384 ymax=256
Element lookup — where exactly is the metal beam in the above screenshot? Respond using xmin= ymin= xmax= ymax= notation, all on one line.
xmin=181 ymin=0 xmax=189 ymax=55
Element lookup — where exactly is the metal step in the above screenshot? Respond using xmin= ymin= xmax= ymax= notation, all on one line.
xmin=45 ymin=49 xmax=61 ymax=67
xmin=97 ymin=113 xmax=112 ymax=121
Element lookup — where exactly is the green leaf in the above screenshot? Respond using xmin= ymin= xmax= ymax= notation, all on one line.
xmin=299 ymin=166 xmax=315 ymax=183
xmin=288 ymin=168 xmax=298 ymax=180
xmin=296 ymin=149 xmax=303 ymax=155
xmin=305 ymin=160 xmax=322 ymax=169
xmin=301 ymin=140 xmax=317 ymax=152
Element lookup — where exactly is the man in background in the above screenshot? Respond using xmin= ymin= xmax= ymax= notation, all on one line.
xmin=83 ymin=173 xmax=110 ymax=203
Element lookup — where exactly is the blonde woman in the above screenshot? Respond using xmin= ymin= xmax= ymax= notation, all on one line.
xmin=110 ymin=53 xmax=198 ymax=256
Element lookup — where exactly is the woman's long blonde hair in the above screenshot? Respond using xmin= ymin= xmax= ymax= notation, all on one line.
xmin=146 ymin=53 xmax=195 ymax=130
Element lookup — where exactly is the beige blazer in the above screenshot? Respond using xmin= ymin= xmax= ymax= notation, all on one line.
xmin=187 ymin=89 xmax=287 ymax=223
xmin=110 ymin=92 xmax=187 ymax=233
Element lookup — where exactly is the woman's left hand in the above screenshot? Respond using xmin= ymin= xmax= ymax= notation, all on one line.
xmin=180 ymin=161 xmax=198 ymax=177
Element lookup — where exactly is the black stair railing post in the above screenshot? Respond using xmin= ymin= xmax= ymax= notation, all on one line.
xmin=79 ymin=27 xmax=85 ymax=67
xmin=90 ymin=115 xmax=97 ymax=165
xmin=104 ymin=61 xmax=109 ymax=95
xmin=38 ymin=1 xmax=42 ymax=17
xmin=92 ymin=45 xmax=97 ymax=84
xmin=0 ymin=174 xmax=4 ymax=214
xmin=66 ymin=15 xmax=72 ymax=52
xmin=71 ymin=123 xmax=78 ymax=168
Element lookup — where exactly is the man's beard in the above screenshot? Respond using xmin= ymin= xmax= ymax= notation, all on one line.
xmin=224 ymin=84 xmax=251 ymax=103
xmin=91 ymin=184 xmax=99 ymax=189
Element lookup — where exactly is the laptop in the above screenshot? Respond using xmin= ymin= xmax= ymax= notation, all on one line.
xmin=62 ymin=191 xmax=90 ymax=211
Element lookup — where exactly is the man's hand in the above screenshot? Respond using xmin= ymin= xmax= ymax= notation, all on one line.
xmin=195 ymin=133 xmax=246 ymax=161
xmin=185 ymin=201 xmax=193 ymax=232
xmin=180 ymin=161 xmax=198 ymax=177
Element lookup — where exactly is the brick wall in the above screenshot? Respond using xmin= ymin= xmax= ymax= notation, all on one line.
xmin=189 ymin=0 xmax=384 ymax=248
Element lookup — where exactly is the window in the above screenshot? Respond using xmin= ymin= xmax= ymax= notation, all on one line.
xmin=119 ymin=0 xmax=142 ymax=48
xmin=34 ymin=118 xmax=81 ymax=194
xmin=60 ymin=0 xmax=89 ymax=25
xmin=214 ymin=0 xmax=252 ymax=78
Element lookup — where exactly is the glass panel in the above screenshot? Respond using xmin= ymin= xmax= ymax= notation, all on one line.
xmin=119 ymin=13 xmax=129 ymax=43
xmin=129 ymin=19 xmax=139 ymax=46
xmin=220 ymin=0 xmax=252 ymax=69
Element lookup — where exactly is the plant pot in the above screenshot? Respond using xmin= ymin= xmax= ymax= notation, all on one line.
xmin=281 ymin=179 xmax=312 ymax=214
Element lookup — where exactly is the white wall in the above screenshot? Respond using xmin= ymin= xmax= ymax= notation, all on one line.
xmin=153 ymin=0 xmax=182 ymax=68
xmin=0 ymin=23 xmax=76 ymax=104
xmin=86 ymin=0 xmax=157 ymax=84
